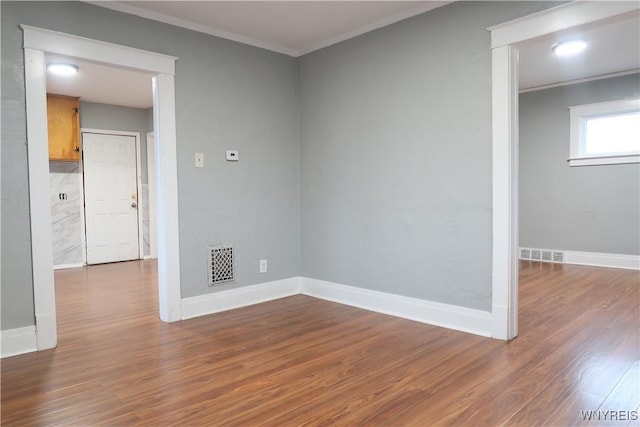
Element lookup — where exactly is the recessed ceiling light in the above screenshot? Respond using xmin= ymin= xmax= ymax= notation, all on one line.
xmin=552 ymin=40 xmax=588 ymax=57
xmin=47 ymin=63 xmax=79 ymax=76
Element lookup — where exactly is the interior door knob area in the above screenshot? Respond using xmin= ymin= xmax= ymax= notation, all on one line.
xmin=131 ymin=202 xmax=137 ymax=208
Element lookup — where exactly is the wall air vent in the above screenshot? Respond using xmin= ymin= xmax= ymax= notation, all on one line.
xmin=552 ymin=251 xmax=564 ymax=263
xmin=519 ymin=247 xmax=565 ymax=264
xmin=207 ymin=244 xmax=234 ymax=286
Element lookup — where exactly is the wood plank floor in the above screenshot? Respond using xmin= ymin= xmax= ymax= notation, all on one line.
xmin=1 ymin=260 xmax=638 ymax=426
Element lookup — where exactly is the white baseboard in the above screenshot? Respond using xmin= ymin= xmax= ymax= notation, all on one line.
xmin=181 ymin=277 xmax=301 ymax=320
xmin=53 ymin=263 xmax=83 ymax=270
xmin=1 ymin=326 xmax=37 ymax=358
xmin=300 ymin=278 xmax=492 ymax=338
xmin=565 ymin=251 xmax=640 ymax=270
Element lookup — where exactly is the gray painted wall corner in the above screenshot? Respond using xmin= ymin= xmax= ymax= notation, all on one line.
xmin=298 ymin=1 xmax=559 ymax=312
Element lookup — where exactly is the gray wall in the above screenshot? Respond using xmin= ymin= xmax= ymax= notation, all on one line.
xmin=1 ymin=11 xmax=35 ymax=328
xmin=519 ymin=74 xmax=640 ymax=255
xmin=80 ymin=101 xmax=152 ymax=183
xmin=298 ymin=1 xmax=557 ymax=311
xmin=1 ymin=0 xmax=301 ymax=329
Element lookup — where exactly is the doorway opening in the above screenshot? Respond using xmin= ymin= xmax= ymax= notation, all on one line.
xmin=23 ymin=25 xmax=181 ymax=351
xmin=488 ymin=2 xmax=639 ymax=340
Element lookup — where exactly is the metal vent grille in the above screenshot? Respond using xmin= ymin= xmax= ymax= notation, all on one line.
xmin=207 ymin=245 xmax=234 ymax=286
xmin=519 ymin=247 xmax=565 ymax=264
xmin=552 ymin=251 xmax=564 ymax=263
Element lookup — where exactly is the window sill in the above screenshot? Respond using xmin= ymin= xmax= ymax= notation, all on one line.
xmin=568 ymin=154 xmax=640 ymax=167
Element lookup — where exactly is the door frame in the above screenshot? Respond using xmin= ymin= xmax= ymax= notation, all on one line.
xmin=488 ymin=2 xmax=640 ymax=339
xmin=146 ymin=132 xmax=158 ymax=259
xmin=22 ymin=25 xmax=182 ymax=351
xmin=81 ymin=129 xmax=143 ymax=262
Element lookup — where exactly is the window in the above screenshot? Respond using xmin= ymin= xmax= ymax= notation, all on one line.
xmin=569 ymin=98 xmax=640 ymax=166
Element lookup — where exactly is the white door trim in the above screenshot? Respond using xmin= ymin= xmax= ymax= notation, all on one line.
xmin=488 ymin=2 xmax=640 ymax=340
xmin=146 ymin=132 xmax=158 ymax=259
xmin=22 ymin=25 xmax=181 ymax=351
xmin=81 ymin=129 xmax=143 ymax=260
xmin=79 ymin=148 xmax=87 ymax=266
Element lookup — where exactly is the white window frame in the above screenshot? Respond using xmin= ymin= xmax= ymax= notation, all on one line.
xmin=569 ymin=98 xmax=640 ymax=167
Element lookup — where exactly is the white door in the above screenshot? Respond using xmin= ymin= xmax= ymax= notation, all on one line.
xmin=83 ymin=132 xmax=139 ymax=264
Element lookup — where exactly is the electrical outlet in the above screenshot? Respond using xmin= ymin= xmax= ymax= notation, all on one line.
xmin=259 ymin=259 xmax=268 ymax=273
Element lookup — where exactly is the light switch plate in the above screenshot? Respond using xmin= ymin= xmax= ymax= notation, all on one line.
xmin=226 ymin=150 xmax=239 ymax=161
xmin=195 ymin=152 xmax=204 ymax=168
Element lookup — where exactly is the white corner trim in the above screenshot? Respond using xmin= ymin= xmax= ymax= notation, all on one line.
xmin=88 ymin=1 xmax=452 ymax=58
xmin=301 ymin=278 xmax=492 ymax=338
xmin=153 ymin=73 xmax=181 ymax=322
xmin=1 ymin=326 xmax=38 ymax=358
xmin=491 ymin=44 xmax=519 ymax=341
xmin=53 ymin=263 xmax=84 ymax=271
xmin=181 ymin=277 xmax=301 ymax=320
xmin=24 ymin=47 xmax=59 ymax=352
xmin=85 ymin=1 xmax=298 ymax=57
xmin=296 ymin=1 xmax=452 ymax=56
xmin=565 ymin=251 xmax=640 ymax=270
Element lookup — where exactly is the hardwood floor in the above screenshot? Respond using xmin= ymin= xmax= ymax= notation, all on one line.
xmin=1 ymin=260 xmax=638 ymax=426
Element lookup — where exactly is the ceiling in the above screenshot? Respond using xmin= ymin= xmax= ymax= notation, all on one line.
xmin=90 ymin=1 xmax=450 ymax=57
xmin=48 ymin=2 xmax=639 ymax=108
xmin=518 ymin=13 xmax=640 ymax=91
xmin=46 ymin=56 xmax=154 ymax=109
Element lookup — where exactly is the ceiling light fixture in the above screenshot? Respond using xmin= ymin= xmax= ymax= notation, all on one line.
xmin=552 ymin=40 xmax=588 ymax=57
xmin=47 ymin=63 xmax=79 ymax=76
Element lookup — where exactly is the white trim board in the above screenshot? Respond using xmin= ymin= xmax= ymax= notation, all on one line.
xmin=1 ymin=327 xmax=38 ymax=359
xmin=565 ymin=251 xmax=640 ymax=270
xmin=181 ymin=277 xmax=301 ymax=320
xmin=87 ymin=1 xmax=452 ymax=58
xmin=146 ymin=132 xmax=157 ymax=259
xmin=519 ymin=247 xmax=640 ymax=270
xmin=487 ymin=2 xmax=640 ymax=49
xmin=53 ymin=263 xmax=84 ymax=271
xmin=301 ymin=278 xmax=492 ymax=338
xmin=181 ymin=277 xmax=492 ymax=338
xmin=519 ymin=69 xmax=640 ymax=94
xmin=21 ymin=25 xmax=176 ymax=74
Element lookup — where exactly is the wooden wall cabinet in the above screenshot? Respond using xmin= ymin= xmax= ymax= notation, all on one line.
xmin=47 ymin=94 xmax=80 ymax=161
